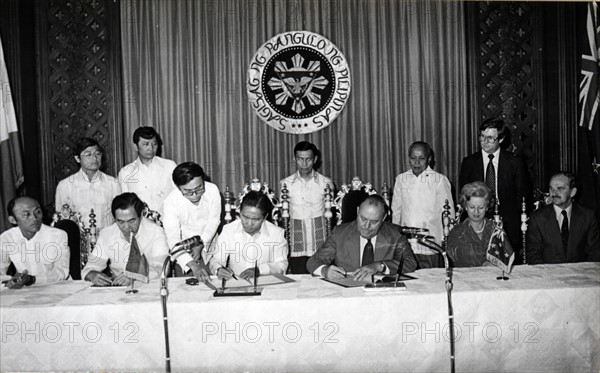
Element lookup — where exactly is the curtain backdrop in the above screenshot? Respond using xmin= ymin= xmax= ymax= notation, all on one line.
xmin=120 ymin=0 xmax=468 ymax=197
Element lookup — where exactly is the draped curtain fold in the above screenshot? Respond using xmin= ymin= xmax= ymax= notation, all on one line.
xmin=120 ymin=0 xmax=468 ymax=195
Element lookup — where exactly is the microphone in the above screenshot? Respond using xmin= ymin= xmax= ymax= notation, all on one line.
xmin=416 ymin=236 xmax=443 ymax=254
xmin=170 ymin=236 xmax=203 ymax=256
xmin=399 ymin=226 xmax=430 ymax=236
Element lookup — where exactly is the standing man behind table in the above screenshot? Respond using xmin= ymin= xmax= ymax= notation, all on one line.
xmin=459 ymin=118 xmax=531 ymax=263
xmin=280 ymin=141 xmax=333 ymax=274
xmin=391 ymin=141 xmax=455 ymax=268
xmin=55 ymin=137 xmax=121 ymax=230
xmin=118 ymin=126 xmax=177 ymax=216
xmin=162 ymin=162 xmax=221 ymax=272
xmin=82 ymin=192 xmax=208 ymax=286
xmin=307 ymin=195 xmax=417 ymax=280
xmin=527 ymin=172 xmax=600 ymax=264
xmin=1 ymin=197 xmax=70 ymax=288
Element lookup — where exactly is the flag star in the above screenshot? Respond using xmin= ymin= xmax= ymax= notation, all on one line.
xmin=593 ymin=158 xmax=600 ymax=174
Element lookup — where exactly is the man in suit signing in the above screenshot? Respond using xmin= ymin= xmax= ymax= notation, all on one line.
xmin=526 ymin=172 xmax=600 ymax=264
xmin=459 ymin=118 xmax=531 ymax=263
xmin=306 ymin=195 xmax=417 ymax=281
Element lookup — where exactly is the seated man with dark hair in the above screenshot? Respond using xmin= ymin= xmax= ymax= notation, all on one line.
xmin=209 ymin=191 xmax=288 ymax=281
xmin=307 ymin=195 xmax=417 ymax=281
xmin=527 ymin=172 xmax=600 ymax=264
xmin=82 ymin=192 xmax=208 ymax=286
xmin=1 ymin=197 xmax=70 ymax=288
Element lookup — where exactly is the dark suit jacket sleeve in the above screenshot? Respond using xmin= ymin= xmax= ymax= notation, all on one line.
xmin=525 ymin=212 xmax=545 ymax=264
xmin=584 ymin=214 xmax=600 ymax=262
xmin=306 ymin=234 xmax=338 ymax=274
xmin=387 ymin=234 xmax=417 ymax=274
xmin=458 ymin=156 xmax=471 ymax=191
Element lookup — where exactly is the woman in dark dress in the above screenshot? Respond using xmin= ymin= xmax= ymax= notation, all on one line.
xmin=447 ymin=181 xmax=496 ymax=267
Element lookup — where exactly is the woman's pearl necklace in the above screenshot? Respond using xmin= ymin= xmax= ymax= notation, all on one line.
xmin=470 ymin=221 xmax=485 ymax=233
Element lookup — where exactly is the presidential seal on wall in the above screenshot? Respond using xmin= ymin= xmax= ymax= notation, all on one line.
xmin=247 ymin=31 xmax=351 ymax=134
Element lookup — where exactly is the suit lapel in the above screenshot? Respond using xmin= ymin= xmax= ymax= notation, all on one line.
xmin=474 ymin=152 xmax=484 ymax=181
xmin=543 ymin=206 xmax=563 ymax=249
xmin=348 ymin=222 xmax=362 ymax=268
xmin=567 ymin=204 xmax=583 ymax=258
xmin=374 ymin=225 xmax=392 ymax=261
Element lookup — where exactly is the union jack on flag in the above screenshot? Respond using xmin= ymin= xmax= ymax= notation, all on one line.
xmin=579 ymin=2 xmax=600 ymax=130
xmin=486 ymin=221 xmax=515 ymax=274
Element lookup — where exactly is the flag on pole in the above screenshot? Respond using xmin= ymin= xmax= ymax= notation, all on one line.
xmin=124 ymin=233 xmax=149 ymax=283
xmin=578 ymin=3 xmax=600 ymax=219
xmin=579 ymin=2 xmax=600 ymax=130
xmin=486 ymin=222 xmax=515 ymax=273
xmin=0 ymin=35 xmax=25 ymax=232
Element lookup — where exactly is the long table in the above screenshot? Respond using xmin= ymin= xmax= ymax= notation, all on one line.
xmin=1 ymin=263 xmax=599 ymax=372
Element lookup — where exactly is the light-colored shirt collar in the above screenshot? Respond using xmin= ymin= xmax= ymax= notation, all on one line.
xmin=78 ymin=168 xmax=102 ymax=183
xmin=553 ymin=203 xmax=572 ymax=221
xmin=481 ymin=148 xmax=501 ymax=160
xmin=292 ymin=170 xmax=319 ymax=183
xmin=242 ymin=221 xmax=271 ymax=240
xmin=411 ymin=166 xmax=433 ymax=177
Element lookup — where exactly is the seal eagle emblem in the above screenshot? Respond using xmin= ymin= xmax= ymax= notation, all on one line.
xmin=247 ymin=31 xmax=351 ymax=134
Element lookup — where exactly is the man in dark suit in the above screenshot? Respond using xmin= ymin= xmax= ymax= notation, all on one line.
xmin=459 ymin=118 xmax=531 ymax=263
xmin=527 ymin=172 xmax=600 ymax=264
xmin=306 ymin=195 xmax=417 ymax=280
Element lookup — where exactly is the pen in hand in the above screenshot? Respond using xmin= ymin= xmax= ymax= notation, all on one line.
xmin=225 ymin=255 xmax=238 ymax=281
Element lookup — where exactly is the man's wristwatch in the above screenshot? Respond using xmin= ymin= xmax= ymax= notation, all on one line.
xmin=379 ymin=262 xmax=386 ymax=272
xmin=24 ymin=274 xmax=36 ymax=286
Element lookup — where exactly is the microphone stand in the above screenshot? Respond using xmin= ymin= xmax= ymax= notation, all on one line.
xmin=417 ymin=236 xmax=455 ymax=373
xmin=160 ymin=236 xmax=201 ymax=373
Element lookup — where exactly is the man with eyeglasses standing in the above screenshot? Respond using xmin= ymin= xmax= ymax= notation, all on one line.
xmin=162 ymin=162 xmax=221 ymax=272
xmin=459 ymin=118 xmax=531 ymax=263
xmin=55 ymin=138 xmax=121 ymax=230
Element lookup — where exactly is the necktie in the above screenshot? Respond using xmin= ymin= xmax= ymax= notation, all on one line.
xmin=362 ymin=239 xmax=374 ymax=266
xmin=485 ymin=154 xmax=496 ymax=198
xmin=125 ymin=234 xmax=149 ymax=283
xmin=561 ymin=210 xmax=569 ymax=253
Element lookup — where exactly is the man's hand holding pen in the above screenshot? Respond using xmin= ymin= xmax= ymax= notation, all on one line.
xmin=321 ymin=265 xmax=347 ymax=279
xmin=353 ymin=262 xmax=385 ymax=281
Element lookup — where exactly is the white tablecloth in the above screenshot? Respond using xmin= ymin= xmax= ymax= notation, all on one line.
xmin=1 ymin=263 xmax=598 ymax=372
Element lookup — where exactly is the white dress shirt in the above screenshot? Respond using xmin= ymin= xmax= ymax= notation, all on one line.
xmin=118 ymin=156 xmax=177 ymax=215
xmin=55 ymin=169 xmax=121 ymax=230
xmin=162 ymin=181 xmax=221 ymax=266
xmin=0 ymin=224 xmax=70 ymax=283
xmin=81 ymin=218 xmax=169 ymax=281
xmin=280 ymin=170 xmax=333 ymax=256
xmin=553 ymin=204 xmax=573 ymax=229
xmin=391 ymin=167 xmax=455 ymax=249
xmin=208 ymin=220 xmax=288 ymax=276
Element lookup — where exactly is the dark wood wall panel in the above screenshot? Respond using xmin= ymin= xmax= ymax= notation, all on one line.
xmin=467 ymin=2 xmax=579 ymax=191
xmin=36 ymin=0 xmax=123 ymax=205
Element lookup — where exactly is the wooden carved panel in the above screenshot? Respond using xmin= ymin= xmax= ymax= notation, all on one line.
xmin=37 ymin=0 xmax=123 ymax=204
xmin=474 ymin=2 xmax=541 ymax=183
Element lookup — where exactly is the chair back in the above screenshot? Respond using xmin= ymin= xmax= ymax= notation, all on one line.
xmin=142 ymin=203 xmax=163 ymax=227
xmin=332 ymin=176 xmax=389 ymax=224
xmin=53 ymin=219 xmax=82 ymax=280
xmin=51 ymin=203 xmax=98 ymax=269
xmin=224 ymin=178 xmax=281 ymax=224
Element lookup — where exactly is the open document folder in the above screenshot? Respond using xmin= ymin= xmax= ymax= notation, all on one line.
xmin=321 ymin=273 xmax=417 ymax=288
xmin=208 ymin=273 xmax=295 ymax=289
